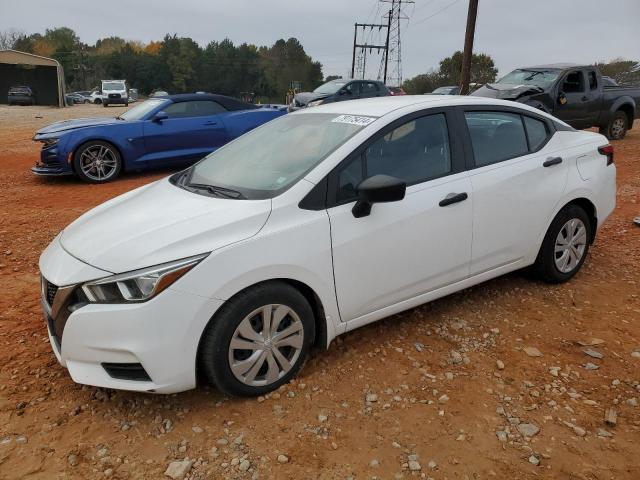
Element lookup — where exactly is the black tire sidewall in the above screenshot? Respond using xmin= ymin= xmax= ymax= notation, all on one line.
xmin=199 ymin=282 xmax=315 ymax=397
xmin=73 ymin=141 xmax=122 ymax=183
xmin=535 ymin=205 xmax=591 ymax=283
xmin=608 ymin=112 xmax=627 ymax=140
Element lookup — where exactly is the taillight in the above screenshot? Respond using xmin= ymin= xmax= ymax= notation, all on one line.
xmin=598 ymin=144 xmax=614 ymax=166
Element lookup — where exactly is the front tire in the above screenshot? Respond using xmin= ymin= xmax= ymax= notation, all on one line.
xmin=533 ymin=205 xmax=591 ymax=283
xmin=601 ymin=111 xmax=628 ymax=140
xmin=199 ymin=282 xmax=315 ymax=396
xmin=73 ymin=141 xmax=122 ymax=183
xmin=103 ymin=102 xmax=108 ymax=108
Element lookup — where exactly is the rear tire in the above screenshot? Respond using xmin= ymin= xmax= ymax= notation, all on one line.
xmin=94 ymin=98 xmax=102 ymax=104
xmin=73 ymin=141 xmax=122 ymax=183
xmin=103 ymin=102 xmax=108 ymax=108
xmin=600 ymin=111 xmax=628 ymax=140
xmin=199 ymin=282 xmax=315 ymax=397
xmin=533 ymin=205 xmax=591 ymax=283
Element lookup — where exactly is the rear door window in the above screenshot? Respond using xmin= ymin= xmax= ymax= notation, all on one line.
xmin=464 ymin=112 xmax=529 ymax=166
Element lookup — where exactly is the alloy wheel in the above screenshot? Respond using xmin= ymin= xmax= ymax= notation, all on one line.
xmin=79 ymin=145 xmax=118 ymax=181
xmin=228 ymin=304 xmax=304 ymax=387
xmin=554 ymin=218 xmax=587 ymax=273
xmin=611 ymin=118 xmax=625 ymax=139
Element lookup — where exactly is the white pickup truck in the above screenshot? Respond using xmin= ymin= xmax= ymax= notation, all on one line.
xmin=90 ymin=80 xmax=129 ymax=107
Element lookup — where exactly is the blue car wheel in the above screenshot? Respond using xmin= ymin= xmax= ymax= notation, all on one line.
xmin=74 ymin=141 xmax=122 ymax=183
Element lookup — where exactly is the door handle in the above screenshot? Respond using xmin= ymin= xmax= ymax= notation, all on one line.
xmin=543 ymin=156 xmax=563 ymax=167
xmin=581 ymin=96 xmax=589 ymax=101
xmin=439 ymin=192 xmax=468 ymax=207
xmin=203 ymin=120 xmax=218 ymax=126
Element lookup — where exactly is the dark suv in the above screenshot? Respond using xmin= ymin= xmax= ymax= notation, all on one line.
xmin=289 ymin=79 xmax=390 ymax=111
xmin=8 ymin=86 xmax=36 ymax=105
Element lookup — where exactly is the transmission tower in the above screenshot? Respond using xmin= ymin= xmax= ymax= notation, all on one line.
xmin=378 ymin=0 xmax=413 ymax=87
xmin=351 ymin=20 xmax=390 ymax=80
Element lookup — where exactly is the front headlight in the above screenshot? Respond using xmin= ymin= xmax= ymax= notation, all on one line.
xmin=307 ymin=99 xmax=324 ymax=107
xmin=81 ymin=253 xmax=208 ymax=303
xmin=39 ymin=137 xmax=60 ymax=148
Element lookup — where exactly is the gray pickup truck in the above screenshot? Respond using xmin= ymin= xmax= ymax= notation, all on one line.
xmin=472 ymin=63 xmax=640 ymax=140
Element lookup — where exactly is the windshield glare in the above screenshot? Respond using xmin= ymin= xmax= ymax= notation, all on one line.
xmin=119 ymin=99 xmax=167 ymax=121
xmin=187 ymin=113 xmax=374 ymax=199
xmin=314 ymin=81 xmax=347 ymax=94
xmin=103 ymin=82 xmax=125 ymax=90
xmin=498 ymin=69 xmax=560 ymax=88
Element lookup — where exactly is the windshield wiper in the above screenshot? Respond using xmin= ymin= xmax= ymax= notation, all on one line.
xmin=187 ymin=183 xmax=246 ymax=199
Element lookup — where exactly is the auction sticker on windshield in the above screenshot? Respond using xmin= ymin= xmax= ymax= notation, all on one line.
xmin=331 ymin=115 xmax=376 ymax=126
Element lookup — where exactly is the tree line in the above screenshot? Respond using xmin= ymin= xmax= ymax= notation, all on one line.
xmin=0 ymin=28 xmax=324 ymax=103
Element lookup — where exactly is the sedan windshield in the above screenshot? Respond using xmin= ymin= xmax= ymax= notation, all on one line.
xmin=185 ymin=113 xmax=375 ymax=199
xmin=118 ymin=99 xmax=168 ymax=121
xmin=498 ymin=69 xmax=560 ymax=88
xmin=314 ymin=81 xmax=347 ymax=94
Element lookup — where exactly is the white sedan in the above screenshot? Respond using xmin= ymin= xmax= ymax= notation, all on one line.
xmin=39 ymin=96 xmax=616 ymax=396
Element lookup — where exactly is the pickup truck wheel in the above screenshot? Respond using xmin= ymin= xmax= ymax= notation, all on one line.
xmin=103 ymin=102 xmax=109 ymax=108
xmin=73 ymin=141 xmax=122 ymax=183
xmin=602 ymin=111 xmax=628 ymax=140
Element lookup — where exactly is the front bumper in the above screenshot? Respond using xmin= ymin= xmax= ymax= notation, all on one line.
xmin=31 ymin=136 xmax=74 ymax=176
xmin=39 ymin=237 xmax=223 ymax=394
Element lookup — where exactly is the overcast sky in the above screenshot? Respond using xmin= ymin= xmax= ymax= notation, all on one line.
xmin=1 ymin=0 xmax=639 ymax=81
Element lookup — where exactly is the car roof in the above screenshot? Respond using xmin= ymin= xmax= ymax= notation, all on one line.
xmin=167 ymin=93 xmax=258 ymax=111
xmin=522 ymin=63 xmax=587 ymax=70
xmin=292 ymin=95 xmax=560 ymax=120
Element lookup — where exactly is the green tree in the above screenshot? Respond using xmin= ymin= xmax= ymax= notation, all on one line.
xmin=438 ymin=50 xmax=497 ymax=85
xmin=402 ymin=70 xmax=442 ymax=94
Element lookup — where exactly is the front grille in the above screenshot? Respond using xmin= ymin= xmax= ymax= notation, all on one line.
xmin=43 ymin=277 xmax=58 ymax=306
xmin=108 ymin=93 xmax=121 ymax=99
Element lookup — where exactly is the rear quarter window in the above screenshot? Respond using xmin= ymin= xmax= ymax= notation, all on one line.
xmin=523 ymin=116 xmax=549 ymax=151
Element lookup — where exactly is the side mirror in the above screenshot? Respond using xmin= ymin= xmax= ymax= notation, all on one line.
xmin=558 ymin=92 xmax=567 ymax=105
xmin=152 ymin=111 xmax=169 ymax=122
xmin=339 ymin=89 xmax=351 ymax=96
xmin=352 ymin=174 xmax=406 ymax=218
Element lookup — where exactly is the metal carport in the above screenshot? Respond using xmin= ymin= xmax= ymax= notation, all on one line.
xmin=0 ymin=49 xmax=66 ymax=107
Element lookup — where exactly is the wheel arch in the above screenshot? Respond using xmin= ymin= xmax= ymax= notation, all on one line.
xmin=564 ymin=197 xmax=598 ymax=243
xmin=70 ymin=138 xmax=126 ymax=174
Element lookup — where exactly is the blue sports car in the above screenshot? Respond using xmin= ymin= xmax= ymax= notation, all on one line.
xmin=32 ymin=94 xmax=287 ymax=183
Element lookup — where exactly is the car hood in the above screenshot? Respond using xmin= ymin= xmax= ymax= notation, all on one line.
xmin=60 ymin=178 xmax=272 ymax=273
xmin=294 ymin=91 xmax=331 ymax=106
xmin=35 ymin=117 xmax=121 ymax=135
xmin=472 ymin=83 xmax=544 ymax=100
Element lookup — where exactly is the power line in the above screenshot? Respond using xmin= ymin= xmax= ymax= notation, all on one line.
xmin=413 ymin=0 xmax=462 ymax=26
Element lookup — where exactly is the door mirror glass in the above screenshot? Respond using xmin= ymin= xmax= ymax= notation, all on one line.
xmin=339 ymin=89 xmax=351 ymax=96
xmin=352 ymin=174 xmax=406 ymax=218
xmin=152 ymin=111 xmax=169 ymax=122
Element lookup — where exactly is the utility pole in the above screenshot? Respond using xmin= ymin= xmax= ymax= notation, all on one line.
xmin=350 ymin=20 xmax=389 ymax=80
xmin=383 ymin=8 xmax=392 ymax=84
xmin=459 ymin=0 xmax=479 ymax=95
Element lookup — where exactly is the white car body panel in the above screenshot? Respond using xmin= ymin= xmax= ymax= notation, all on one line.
xmin=38 ymin=95 xmax=616 ymax=393
xmin=60 ymin=179 xmax=271 ymax=273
